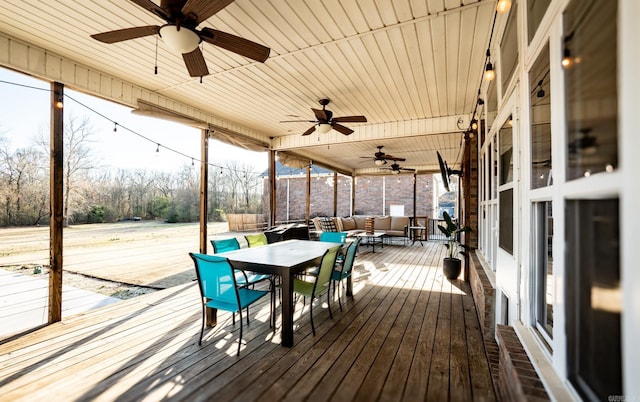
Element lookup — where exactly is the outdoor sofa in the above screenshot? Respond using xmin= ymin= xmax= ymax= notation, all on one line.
xmin=311 ymin=215 xmax=410 ymax=243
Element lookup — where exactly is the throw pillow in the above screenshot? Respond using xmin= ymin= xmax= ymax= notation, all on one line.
xmin=319 ymin=217 xmax=337 ymax=232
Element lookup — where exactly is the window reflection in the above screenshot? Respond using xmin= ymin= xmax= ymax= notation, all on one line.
xmin=499 ymin=121 xmax=513 ymax=185
xmin=564 ymin=0 xmax=618 ymax=180
xmin=530 ymin=44 xmax=551 ymax=189
xmin=527 ymin=0 xmax=552 ymax=43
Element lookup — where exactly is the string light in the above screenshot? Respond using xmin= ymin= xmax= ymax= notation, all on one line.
xmin=561 ymin=47 xmax=573 ymax=68
xmin=0 ymin=79 xmax=272 ymax=176
xmin=496 ymin=0 xmax=512 ymax=14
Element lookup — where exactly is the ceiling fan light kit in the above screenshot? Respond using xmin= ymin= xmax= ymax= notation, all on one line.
xmin=91 ymin=0 xmax=271 ymax=77
xmin=280 ymin=99 xmax=367 ymax=137
xmin=159 ymin=25 xmax=200 ymax=54
xmin=317 ymin=123 xmax=332 ymax=134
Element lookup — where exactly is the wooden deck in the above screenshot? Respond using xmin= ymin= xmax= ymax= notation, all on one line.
xmin=0 ymin=241 xmax=496 ymax=401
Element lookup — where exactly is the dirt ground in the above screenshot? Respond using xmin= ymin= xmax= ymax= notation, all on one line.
xmin=0 ymin=220 xmax=245 ymax=299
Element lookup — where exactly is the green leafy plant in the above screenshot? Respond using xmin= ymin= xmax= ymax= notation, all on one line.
xmin=437 ymin=211 xmax=472 ymax=259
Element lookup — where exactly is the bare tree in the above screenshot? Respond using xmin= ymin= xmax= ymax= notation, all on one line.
xmin=36 ymin=115 xmax=99 ymax=226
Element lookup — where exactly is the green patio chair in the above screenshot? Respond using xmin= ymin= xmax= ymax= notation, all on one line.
xmin=189 ymin=252 xmax=274 ymax=356
xmin=245 ymin=233 xmax=268 ymax=248
xmin=331 ymin=237 xmax=361 ymax=311
xmin=287 ymin=244 xmax=341 ymax=335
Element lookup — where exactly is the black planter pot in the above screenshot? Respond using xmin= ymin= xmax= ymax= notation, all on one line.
xmin=443 ymin=258 xmax=462 ymax=280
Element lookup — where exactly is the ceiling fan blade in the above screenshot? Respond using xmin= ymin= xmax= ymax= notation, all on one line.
xmin=182 ymin=47 xmax=209 ymax=77
xmin=311 ymin=108 xmax=328 ymax=121
xmin=200 ymin=28 xmax=270 ymax=62
xmin=130 ymin=0 xmax=170 ymax=19
xmin=385 ymin=155 xmax=406 ymax=162
xmin=333 ymin=115 xmax=367 ymax=123
xmin=332 ymin=124 xmax=354 ymax=135
xmin=91 ymin=26 xmax=159 ymax=44
xmin=302 ymin=126 xmax=316 ymax=136
xmin=279 ymin=120 xmax=316 ymax=123
xmin=181 ymin=0 xmax=234 ymax=25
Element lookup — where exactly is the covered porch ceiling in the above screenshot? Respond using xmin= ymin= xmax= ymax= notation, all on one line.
xmin=0 ymin=0 xmax=496 ymax=175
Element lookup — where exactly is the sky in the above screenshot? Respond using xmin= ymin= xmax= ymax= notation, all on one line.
xmin=0 ymin=67 xmax=267 ymax=173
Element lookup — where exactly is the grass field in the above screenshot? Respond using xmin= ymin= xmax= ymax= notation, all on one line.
xmin=0 ymin=220 xmax=235 ymax=290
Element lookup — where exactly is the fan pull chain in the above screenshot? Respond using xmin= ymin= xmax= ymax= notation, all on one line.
xmin=154 ymin=36 xmax=158 ymax=75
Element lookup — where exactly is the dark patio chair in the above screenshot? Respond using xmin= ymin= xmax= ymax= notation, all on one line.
xmin=331 ymin=237 xmax=361 ymax=311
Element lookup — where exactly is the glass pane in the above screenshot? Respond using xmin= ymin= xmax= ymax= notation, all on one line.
xmin=564 ymin=0 xmax=618 ymax=180
xmin=566 ymin=198 xmax=621 ymax=401
xmin=487 ymin=80 xmax=498 ymax=132
xmin=500 ymin=1 xmax=519 ymax=90
xmin=527 ymin=0 xmax=552 ymax=43
xmin=533 ymin=202 xmax=553 ymax=340
xmin=530 ymin=43 xmax=552 ymax=189
xmin=498 ymin=189 xmax=513 ymax=254
xmin=499 ymin=121 xmax=513 ymax=185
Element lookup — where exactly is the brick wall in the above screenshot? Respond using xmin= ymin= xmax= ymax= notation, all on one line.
xmin=496 ymin=325 xmax=550 ymax=401
xmin=267 ymin=174 xmax=435 ymax=221
xmin=469 ymin=251 xmax=495 ymax=340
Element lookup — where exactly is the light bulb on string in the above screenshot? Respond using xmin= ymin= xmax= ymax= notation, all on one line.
xmin=485 ymin=62 xmax=495 ymax=81
xmin=113 ymin=122 xmax=118 ymax=132
xmin=561 ymin=47 xmax=573 ymax=68
xmin=496 ymin=0 xmax=511 ymax=13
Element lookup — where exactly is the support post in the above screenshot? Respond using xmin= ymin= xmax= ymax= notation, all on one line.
xmin=351 ymin=175 xmax=356 ymax=216
xmin=305 ymin=164 xmax=311 ymax=224
xmin=333 ymin=171 xmax=338 ymax=217
xmin=48 ymin=82 xmax=64 ymax=323
xmin=199 ymin=129 xmax=209 ymax=254
xmin=269 ymin=150 xmax=276 ymax=227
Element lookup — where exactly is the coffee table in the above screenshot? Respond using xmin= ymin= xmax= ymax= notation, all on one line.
xmin=355 ymin=231 xmax=385 ymax=252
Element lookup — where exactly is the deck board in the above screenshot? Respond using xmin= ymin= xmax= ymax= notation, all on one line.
xmin=0 ymin=242 xmax=495 ymax=401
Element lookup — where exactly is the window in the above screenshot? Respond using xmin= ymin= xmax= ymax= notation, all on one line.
xmin=498 ymin=188 xmax=513 ymax=254
xmin=532 ymin=202 xmax=553 ymax=343
xmin=530 ymin=43 xmax=551 ymax=189
xmin=527 ymin=0 xmax=552 ymax=43
xmin=566 ymin=199 xmax=621 ymax=401
xmin=499 ymin=123 xmax=513 ymax=185
xmin=564 ymin=0 xmax=618 ymax=180
xmin=498 ymin=120 xmax=514 ymax=255
xmin=500 ymin=1 xmax=519 ymax=90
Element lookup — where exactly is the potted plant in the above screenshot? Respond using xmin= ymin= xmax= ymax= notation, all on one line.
xmin=437 ymin=211 xmax=472 ymax=279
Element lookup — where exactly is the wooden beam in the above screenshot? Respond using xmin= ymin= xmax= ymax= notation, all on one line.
xmin=269 ymin=150 xmax=276 ymax=227
xmin=305 ymin=165 xmax=311 ymax=224
xmin=48 ymin=82 xmax=64 ymax=323
xmin=199 ymin=129 xmax=209 ymax=254
xmin=333 ymin=171 xmax=338 ymax=217
xmin=351 ymin=175 xmax=356 ymax=216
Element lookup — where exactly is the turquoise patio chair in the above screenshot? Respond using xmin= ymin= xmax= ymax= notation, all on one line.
xmin=319 ymin=231 xmax=348 ymax=243
xmin=189 ymin=252 xmax=274 ymax=356
xmin=287 ymin=244 xmax=341 ymax=335
xmin=211 ymin=237 xmax=271 ymax=287
xmin=211 ymin=237 xmax=241 ymax=253
xmin=332 ymin=237 xmax=361 ymax=311
xmin=245 ymin=233 xmax=268 ymax=248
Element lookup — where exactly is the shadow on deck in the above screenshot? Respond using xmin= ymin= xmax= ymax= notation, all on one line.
xmin=0 ymin=241 xmax=496 ymax=401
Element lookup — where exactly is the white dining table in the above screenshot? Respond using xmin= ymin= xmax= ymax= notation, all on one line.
xmin=218 ymin=239 xmax=342 ymax=347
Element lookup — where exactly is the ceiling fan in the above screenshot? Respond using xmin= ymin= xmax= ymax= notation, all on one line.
xmin=437 ymin=151 xmax=462 ymax=192
xmin=90 ymin=0 xmax=270 ymax=78
xmin=280 ymin=99 xmax=367 ymax=136
xmin=381 ymin=162 xmax=415 ymax=175
xmin=359 ymin=145 xmax=406 ymax=166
